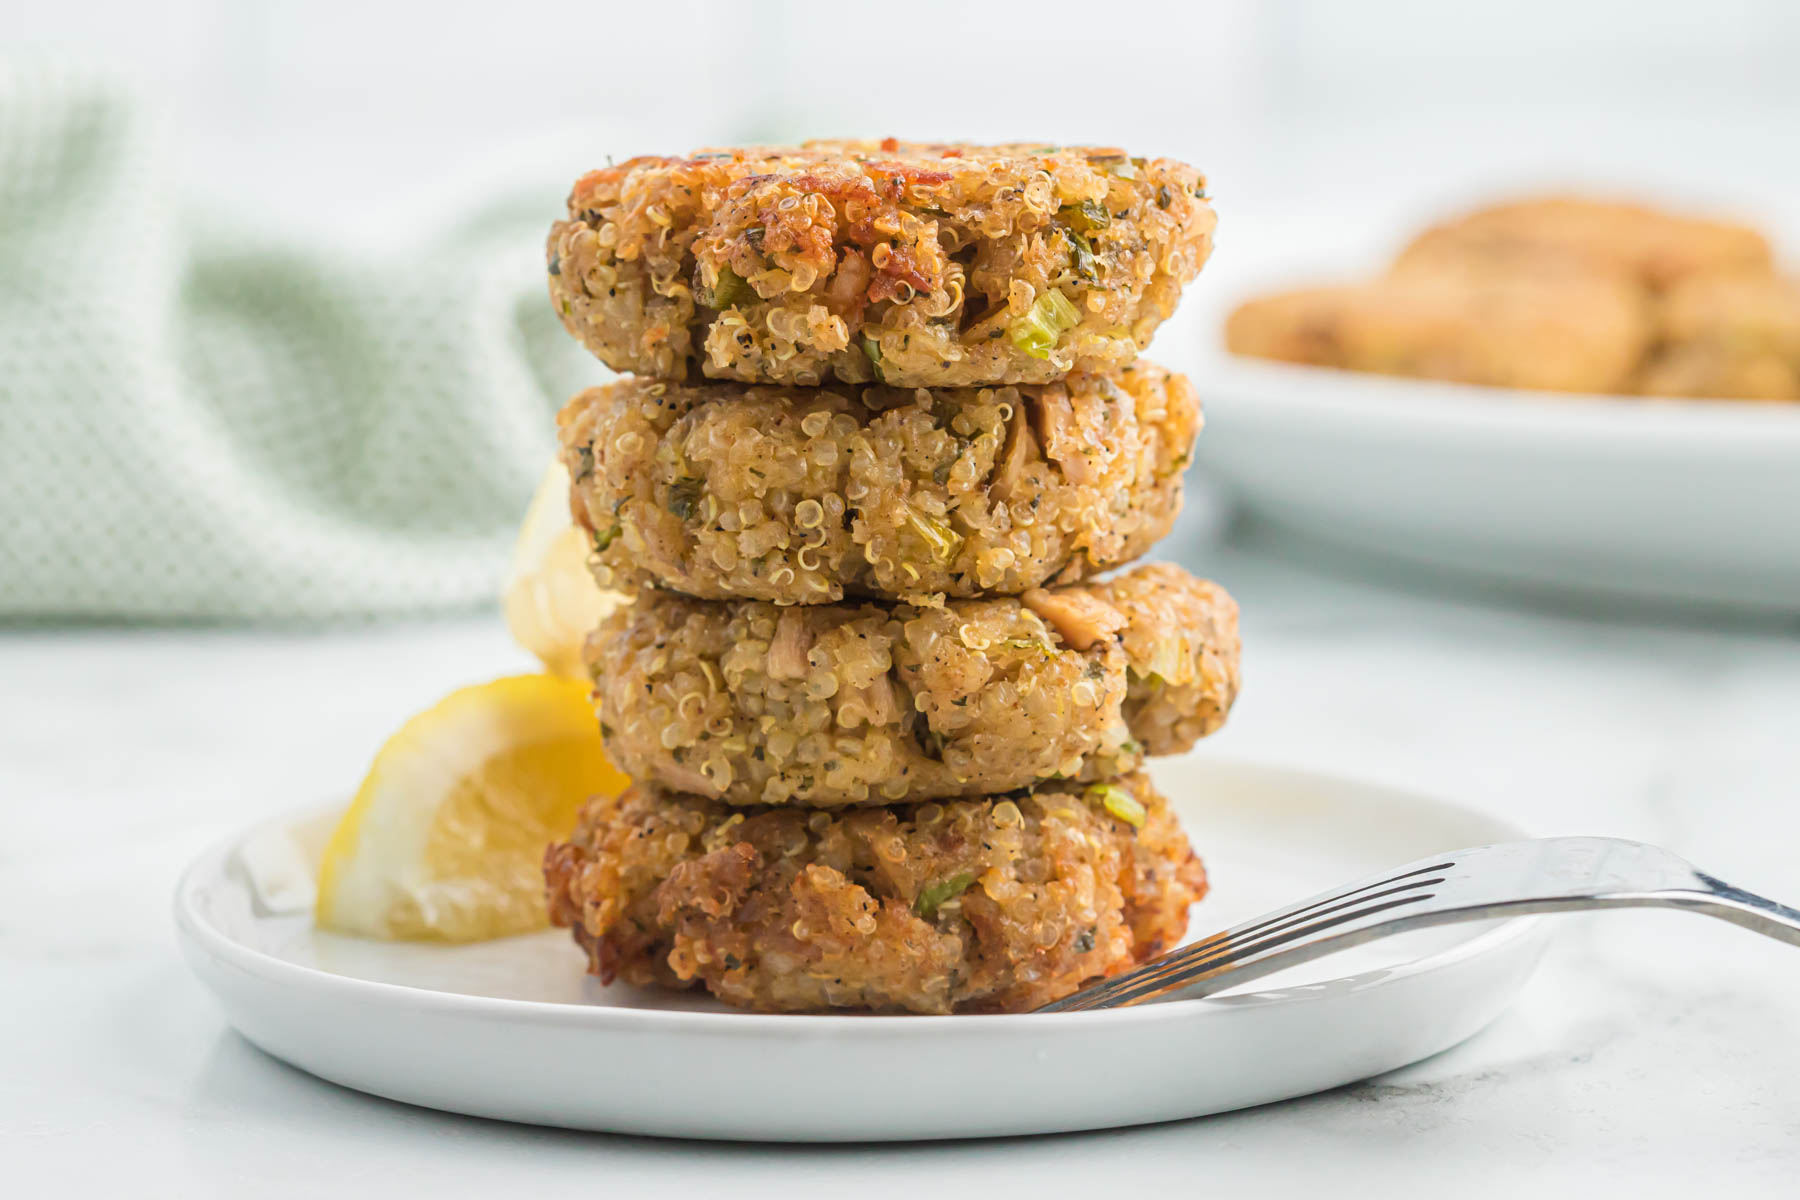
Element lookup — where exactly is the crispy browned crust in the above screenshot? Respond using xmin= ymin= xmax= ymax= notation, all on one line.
xmin=1393 ymin=196 xmax=1772 ymax=290
xmin=1225 ymin=196 xmax=1800 ymax=400
xmin=557 ymin=362 xmax=1197 ymax=604
xmin=543 ymin=772 xmax=1206 ymax=1013
xmin=586 ymin=562 xmax=1240 ymax=807
xmin=1638 ymin=271 xmax=1800 ymax=401
xmin=1225 ymin=269 xmax=1651 ymax=394
xmin=547 ymin=140 xmax=1215 ymax=387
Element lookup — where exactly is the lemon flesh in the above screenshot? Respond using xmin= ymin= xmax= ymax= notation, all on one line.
xmin=503 ymin=458 xmax=624 ymax=678
xmin=315 ymin=674 xmax=628 ymax=942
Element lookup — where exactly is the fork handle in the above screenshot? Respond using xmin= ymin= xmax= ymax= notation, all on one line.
xmin=1685 ymin=876 xmax=1800 ymax=948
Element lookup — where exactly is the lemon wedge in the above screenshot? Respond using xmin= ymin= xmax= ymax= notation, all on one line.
xmin=503 ymin=457 xmax=625 ymax=678
xmin=315 ymin=673 xmax=629 ymax=942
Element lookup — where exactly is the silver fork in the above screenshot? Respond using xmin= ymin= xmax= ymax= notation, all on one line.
xmin=1039 ymin=837 xmax=1800 ymax=1013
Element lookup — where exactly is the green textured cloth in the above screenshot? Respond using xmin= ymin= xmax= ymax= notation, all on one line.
xmin=0 ymin=62 xmax=596 ymax=621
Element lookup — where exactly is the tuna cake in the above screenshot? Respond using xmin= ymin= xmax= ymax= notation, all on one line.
xmin=546 ymin=140 xmax=1215 ymax=387
xmin=586 ymin=562 xmax=1240 ymax=808
xmin=557 ymin=362 xmax=1198 ymax=605
xmin=1637 ymin=271 xmax=1800 ymax=401
xmin=543 ymin=771 xmax=1205 ymax=1014
xmin=1225 ymin=266 xmax=1651 ymax=394
xmin=1392 ymin=196 xmax=1773 ymax=292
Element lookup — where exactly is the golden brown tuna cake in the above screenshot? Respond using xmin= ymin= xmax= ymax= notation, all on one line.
xmin=1392 ymin=196 xmax=1772 ymax=291
xmin=1639 ymin=272 xmax=1800 ymax=401
xmin=556 ymin=362 xmax=1198 ymax=605
xmin=547 ymin=140 xmax=1214 ymax=387
xmin=1225 ymin=266 xmax=1651 ymax=394
xmin=543 ymin=772 xmax=1206 ymax=1014
xmin=586 ymin=562 xmax=1240 ymax=808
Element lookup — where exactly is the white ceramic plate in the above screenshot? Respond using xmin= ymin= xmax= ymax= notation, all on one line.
xmin=175 ymin=758 xmax=1551 ymax=1142
xmin=1196 ymin=355 xmax=1800 ymax=613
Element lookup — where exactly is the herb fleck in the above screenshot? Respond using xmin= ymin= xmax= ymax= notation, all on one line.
xmin=708 ymin=265 xmax=752 ymax=309
xmin=667 ymin=477 xmax=703 ymax=521
xmin=1086 ymin=782 xmax=1146 ymax=829
xmin=914 ymin=872 xmax=977 ymax=918
xmin=1064 ymin=226 xmax=1099 ymax=283
xmin=1057 ymin=200 xmax=1110 ymax=233
xmin=912 ymin=721 xmax=948 ymax=760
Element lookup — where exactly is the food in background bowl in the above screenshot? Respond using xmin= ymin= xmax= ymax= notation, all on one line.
xmin=1639 ymin=271 xmax=1800 ymax=401
xmin=1390 ymin=196 xmax=1771 ymax=290
xmin=1226 ymin=266 xmax=1649 ymax=394
xmin=1227 ymin=196 xmax=1799 ymax=401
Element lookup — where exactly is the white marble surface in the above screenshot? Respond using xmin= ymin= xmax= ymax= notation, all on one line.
xmin=6 ymin=516 xmax=1800 ymax=1196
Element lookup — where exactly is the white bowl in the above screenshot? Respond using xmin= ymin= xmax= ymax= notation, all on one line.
xmin=1197 ymin=356 xmax=1800 ymax=613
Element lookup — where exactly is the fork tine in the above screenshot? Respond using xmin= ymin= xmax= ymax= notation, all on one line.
xmin=1043 ymin=890 xmax=1434 ymax=1012
xmin=1037 ymin=853 xmax=1468 ymax=1014
xmin=1163 ymin=875 xmax=1448 ymax=977
xmin=1042 ymin=866 xmax=1452 ymax=1012
xmin=1221 ymin=861 xmax=1454 ymax=943
xmin=1049 ymin=881 xmax=1439 ymax=1013
xmin=1058 ymin=891 xmax=1437 ymax=1010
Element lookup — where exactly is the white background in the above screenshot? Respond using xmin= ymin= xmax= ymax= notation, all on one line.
xmin=8 ymin=4 xmax=1800 ymax=1194
xmin=13 ymin=0 xmax=1800 ymax=322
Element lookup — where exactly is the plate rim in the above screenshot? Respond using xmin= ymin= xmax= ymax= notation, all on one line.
xmin=1203 ymin=353 xmax=1800 ymax=447
xmin=174 ymin=758 xmax=1548 ymax=1037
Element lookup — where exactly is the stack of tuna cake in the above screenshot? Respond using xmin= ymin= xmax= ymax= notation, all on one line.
xmin=540 ymin=140 xmax=1240 ymax=1013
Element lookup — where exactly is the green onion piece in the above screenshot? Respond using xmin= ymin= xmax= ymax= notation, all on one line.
xmin=1057 ymin=200 xmax=1111 ymax=232
xmin=1002 ymin=636 xmax=1052 ymax=657
xmin=1087 ymin=783 xmax=1146 ymax=829
xmin=710 ymin=265 xmax=752 ymax=309
xmin=905 ymin=508 xmax=964 ymax=564
xmin=914 ymin=872 xmax=977 ymax=918
xmin=1089 ymin=155 xmax=1138 ymax=180
xmin=667 ymin=477 xmax=703 ymax=521
xmin=1064 ymin=227 xmax=1099 ymax=283
xmin=573 ymin=444 xmax=596 ymax=483
xmin=862 ymin=335 xmax=886 ymax=382
xmin=1008 ymin=288 xmax=1083 ymax=359
xmin=592 ymin=523 xmax=621 ymax=552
